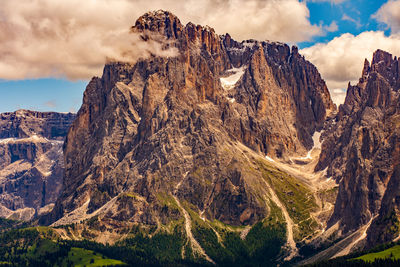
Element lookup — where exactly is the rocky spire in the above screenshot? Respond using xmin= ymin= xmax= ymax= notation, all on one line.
xmin=361 ymin=58 xmax=370 ymax=78
xmin=133 ymin=10 xmax=184 ymax=39
xmin=371 ymin=49 xmax=393 ymax=66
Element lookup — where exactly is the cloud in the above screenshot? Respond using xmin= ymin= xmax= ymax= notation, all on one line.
xmin=330 ymin=88 xmax=347 ymax=106
xmin=0 ymin=0 xmax=325 ymax=80
xmin=324 ymin=21 xmax=339 ymax=32
xmin=175 ymin=0 xmax=323 ymax=43
xmin=308 ymin=0 xmax=347 ymax=4
xmin=0 ymin=0 xmax=178 ymax=80
xmin=300 ymin=31 xmax=400 ymax=104
xmin=44 ymin=100 xmax=56 ymax=108
xmin=342 ymin=14 xmax=362 ymax=28
xmin=373 ymin=0 xmax=400 ymax=33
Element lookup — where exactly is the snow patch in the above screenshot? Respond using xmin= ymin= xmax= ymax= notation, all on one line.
xmin=200 ymin=210 xmax=206 ymax=221
xmin=312 ymin=131 xmax=322 ymax=149
xmin=265 ymin=156 xmax=275 ymax=162
xmin=226 ymin=97 xmax=235 ymax=103
xmin=296 ymin=151 xmax=312 ymax=161
xmin=294 ymin=131 xmax=322 ymax=160
xmin=227 ymin=47 xmax=246 ymax=54
xmin=242 ymin=41 xmax=256 ymax=49
xmin=0 ymin=138 xmax=16 ymax=144
xmin=220 ymin=67 xmax=245 ymax=90
xmin=0 ymin=136 xmax=62 ymax=145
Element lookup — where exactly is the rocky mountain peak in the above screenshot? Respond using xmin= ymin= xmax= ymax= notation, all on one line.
xmin=371 ymin=49 xmax=393 ymax=66
xmin=133 ymin=10 xmax=184 ymax=39
xmin=291 ymin=45 xmax=299 ymax=55
xmin=44 ymin=12 xmax=336 ymax=261
xmin=316 ymin=49 xmax=400 ymax=248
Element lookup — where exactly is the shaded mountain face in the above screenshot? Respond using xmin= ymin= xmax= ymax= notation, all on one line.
xmin=316 ymin=50 xmax=400 ymax=245
xmin=0 ymin=110 xmax=75 ymax=221
xmin=45 ymin=11 xmax=334 ymax=254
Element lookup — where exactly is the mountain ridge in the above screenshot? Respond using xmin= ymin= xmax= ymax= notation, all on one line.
xmin=0 ymin=109 xmax=75 ymax=221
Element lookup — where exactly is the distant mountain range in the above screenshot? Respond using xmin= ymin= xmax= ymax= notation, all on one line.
xmin=0 ymin=110 xmax=75 ymax=220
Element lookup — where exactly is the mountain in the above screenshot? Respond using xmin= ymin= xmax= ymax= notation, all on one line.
xmin=3 ymin=9 xmax=400 ymax=267
xmin=40 ymin=10 xmax=337 ymax=264
xmin=0 ymin=110 xmax=75 ymax=221
xmin=298 ymin=49 xmax=400 ymax=262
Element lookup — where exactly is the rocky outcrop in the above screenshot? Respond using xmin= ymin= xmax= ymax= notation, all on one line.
xmin=0 ymin=110 xmax=75 ymax=221
xmin=46 ymin=10 xmax=334 ymax=239
xmin=316 ymin=49 xmax=400 ymax=246
xmin=0 ymin=110 xmax=75 ymax=140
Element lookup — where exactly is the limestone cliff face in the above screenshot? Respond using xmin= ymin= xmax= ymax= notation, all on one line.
xmin=316 ymin=50 xmax=400 ymax=244
xmin=0 ymin=110 xmax=75 ymax=221
xmin=47 ymin=11 xmax=334 ymax=231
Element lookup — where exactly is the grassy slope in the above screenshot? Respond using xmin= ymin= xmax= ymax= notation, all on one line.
xmin=0 ymin=226 xmax=127 ymax=266
xmin=67 ymin=247 xmax=126 ymax=266
xmin=182 ymin=198 xmax=286 ymax=266
xmin=355 ymin=245 xmax=400 ymax=262
xmin=257 ymin=160 xmax=319 ymax=241
xmin=304 ymin=240 xmax=400 ymax=266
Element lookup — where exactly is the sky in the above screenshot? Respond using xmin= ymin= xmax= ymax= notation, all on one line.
xmin=0 ymin=0 xmax=399 ymax=112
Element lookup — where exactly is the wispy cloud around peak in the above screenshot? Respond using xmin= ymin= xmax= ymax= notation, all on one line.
xmin=0 ymin=0 xmax=325 ymax=80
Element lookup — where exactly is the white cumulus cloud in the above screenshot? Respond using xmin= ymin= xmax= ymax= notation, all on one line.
xmin=373 ymin=0 xmax=400 ymax=33
xmin=0 ymin=0 xmax=180 ymax=80
xmin=300 ymin=31 xmax=400 ymax=104
xmin=0 ymin=0 xmax=326 ymax=80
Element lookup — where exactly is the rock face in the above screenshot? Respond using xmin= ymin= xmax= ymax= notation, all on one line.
xmin=316 ymin=50 xmax=400 ymax=246
xmin=47 ymin=10 xmax=334 ymax=245
xmin=0 ymin=110 xmax=75 ymax=221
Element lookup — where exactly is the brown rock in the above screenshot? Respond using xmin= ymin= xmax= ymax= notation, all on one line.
xmin=45 ymin=11 xmax=334 ymax=231
xmin=0 ymin=110 xmax=75 ymax=220
xmin=317 ymin=49 xmax=400 ymax=246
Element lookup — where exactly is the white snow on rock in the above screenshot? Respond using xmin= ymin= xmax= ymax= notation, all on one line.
xmin=312 ymin=131 xmax=322 ymax=149
xmin=265 ymin=155 xmax=275 ymax=162
xmin=296 ymin=151 xmax=312 ymax=161
xmin=0 ymin=138 xmax=16 ymax=144
xmin=226 ymin=97 xmax=236 ymax=103
xmin=293 ymin=131 xmax=322 ymax=161
xmin=242 ymin=41 xmax=257 ymax=49
xmin=0 ymin=135 xmax=56 ymax=144
xmin=220 ymin=67 xmax=245 ymax=90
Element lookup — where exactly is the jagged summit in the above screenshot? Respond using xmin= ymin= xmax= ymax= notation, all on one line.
xmin=133 ymin=10 xmax=184 ymax=39
xmin=314 ymin=48 xmax=400 ymax=252
xmin=371 ymin=49 xmax=394 ymax=66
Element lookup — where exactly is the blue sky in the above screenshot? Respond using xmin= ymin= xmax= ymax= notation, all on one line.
xmin=300 ymin=1 xmax=386 ymax=48
xmin=0 ymin=0 xmax=397 ymax=112
xmin=0 ymin=79 xmax=86 ymax=113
